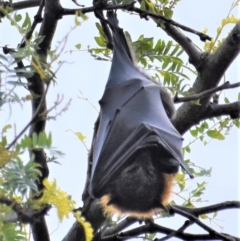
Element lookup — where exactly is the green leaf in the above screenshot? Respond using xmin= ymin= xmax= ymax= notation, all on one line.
xmin=176 ymin=48 xmax=184 ymax=57
xmin=197 ymin=182 xmax=206 ymax=188
xmin=46 ymin=132 xmax=52 ymax=148
xmin=163 ymin=72 xmax=170 ymax=84
xmin=162 ymin=58 xmax=170 ymax=69
xmin=140 ymin=57 xmax=147 ymax=67
xmin=140 ymin=0 xmax=146 ymax=11
xmin=14 ymin=13 xmax=22 ymax=22
xmin=207 ymin=130 xmax=225 ymax=140
xmin=163 ymin=7 xmax=173 ymax=18
xmin=123 ymin=30 xmax=130 ymax=40
xmin=75 ymin=43 xmax=82 ymax=50
xmin=170 ymin=62 xmax=177 ymax=72
xmin=95 ymin=22 xmax=106 ymax=38
xmin=33 ymin=35 xmax=45 ymax=45
xmin=148 ymin=233 xmax=157 ymax=240
xmin=178 ymin=181 xmax=186 ymax=191
xmin=200 ymin=214 xmax=208 ymax=219
xmin=224 ymin=97 xmax=230 ymax=103
xmin=75 ymin=132 xmax=86 ymax=141
xmin=170 ymin=45 xmax=180 ymax=56
xmin=163 ymin=41 xmax=172 ymax=55
xmin=213 ymin=211 xmax=218 ymax=218
xmin=1 ymin=223 xmax=26 ymax=241
xmin=197 ymin=126 xmax=204 ymax=133
xmin=154 ymin=40 xmax=162 ymax=52
xmin=202 ymin=121 xmax=209 ymax=129
xmin=1 ymin=136 xmax=7 ymax=147
xmin=234 ymin=119 xmax=240 ymax=128
xmin=2 ymin=124 xmax=12 ymax=133
xmin=185 ymin=146 xmax=191 ymax=153
xmin=190 ymin=129 xmax=198 ymax=137
xmin=94 ymin=36 xmax=106 ymax=47
xmin=2 ymin=158 xmax=41 ymax=195
xmin=32 ymin=132 xmax=38 ymax=147
xmin=22 ymin=12 xmax=31 ymax=30
xmin=38 ymin=132 xmax=46 ymax=147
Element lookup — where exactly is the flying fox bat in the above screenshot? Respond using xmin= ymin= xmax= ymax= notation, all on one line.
xmin=88 ymin=11 xmax=193 ymax=218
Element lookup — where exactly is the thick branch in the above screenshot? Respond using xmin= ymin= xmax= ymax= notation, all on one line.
xmin=0 ymin=197 xmax=50 ymax=224
xmin=62 ymin=3 xmax=211 ymax=41
xmin=171 ymin=206 xmax=234 ymax=241
xmin=163 ymin=23 xmax=202 ymax=69
xmin=102 ymin=217 xmax=138 ymax=237
xmin=174 ymin=201 xmax=240 ymax=217
xmin=157 ymin=220 xmax=192 ymax=241
xmin=12 ymin=0 xmax=41 ymax=11
xmin=204 ymin=101 xmax=240 ymax=120
xmin=25 ymin=0 xmax=62 ymax=240
xmin=173 ymin=22 xmax=240 ymax=134
xmin=0 ymin=0 xmax=40 ymax=18
xmin=101 ymin=221 xmax=236 ymax=241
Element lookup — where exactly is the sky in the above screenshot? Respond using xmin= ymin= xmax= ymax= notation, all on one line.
xmin=0 ymin=0 xmax=239 ymax=240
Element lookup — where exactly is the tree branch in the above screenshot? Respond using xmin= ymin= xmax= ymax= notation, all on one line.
xmin=156 ymin=220 xmax=192 ymax=241
xmin=101 ymin=221 xmax=237 ymax=241
xmin=174 ymin=81 xmax=240 ymax=103
xmin=173 ymin=201 xmax=240 ymax=217
xmin=12 ymin=0 xmax=41 ymax=11
xmin=0 ymin=0 xmax=41 ymax=18
xmin=171 ymin=206 xmax=234 ymax=241
xmin=62 ymin=3 xmax=211 ymax=41
xmin=162 ymin=22 xmax=202 ymax=69
xmin=129 ymin=5 xmax=211 ymax=41
xmin=0 ymin=197 xmax=50 ymax=224
xmin=173 ymin=22 xmax=240 ymax=134
xmin=204 ymin=101 xmax=240 ymax=120
xmin=20 ymin=0 xmax=63 ymax=240
xmin=102 ymin=217 xmax=138 ymax=237
xmin=19 ymin=0 xmax=45 ymax=48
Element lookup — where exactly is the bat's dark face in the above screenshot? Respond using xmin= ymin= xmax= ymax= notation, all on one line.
xmin=89 ymin=11 xmax=193 ymax=218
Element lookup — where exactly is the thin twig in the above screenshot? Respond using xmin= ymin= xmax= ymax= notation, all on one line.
xmin=6 ymin=82 xmax=50 ymax=150
xmin=174 ymin=201 xmax=240 ymax=217
xmin=171 ymin=206 xmax=234 ymax=241
xmin=19 ymin=0 xmax=45 ymax=48
xmin=174 ymin=81 xmax=240 ymax=103
xmin=62 ymin=2 xmax=211 ymax=41
xmin=156 ymin=220 xmax=193 ymax=241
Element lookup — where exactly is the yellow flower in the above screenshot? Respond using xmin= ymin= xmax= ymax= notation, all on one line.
xmin=38 ymin=179 xmax=75 ymax=221
xmin=0 ymin=148 xmax=16 ymax=167
xmin=74 ymin=211 xmax=93 ymax=241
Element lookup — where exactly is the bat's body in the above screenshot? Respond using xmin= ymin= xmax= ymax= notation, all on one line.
xmin=89 ymin=11 xmax=193 ymax=218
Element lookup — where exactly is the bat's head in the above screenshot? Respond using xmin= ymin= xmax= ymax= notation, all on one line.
xmin=96 ymin=148 xmax=178 ymax=218
xmin=99 ymin=173 xmax=176 ymax=218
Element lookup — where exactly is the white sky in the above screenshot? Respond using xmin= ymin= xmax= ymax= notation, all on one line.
xmin=0 ymin=0 xmax=239 ymax=240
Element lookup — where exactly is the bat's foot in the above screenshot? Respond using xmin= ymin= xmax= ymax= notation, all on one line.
xmin=106 ymin=10 xmax=119 ymax=29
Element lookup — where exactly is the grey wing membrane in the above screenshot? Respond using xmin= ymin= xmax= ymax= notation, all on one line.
xmin=90 ymin=79 xmax=192 ymax=197
xmin=89 ymin=11 xmax=193 ymax=199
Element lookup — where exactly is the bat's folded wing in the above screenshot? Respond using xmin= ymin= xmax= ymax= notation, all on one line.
xmin=90 ymin=123 xmax=179 ymax=197
xmin=90 ymin=83 xmax=193 ymax=198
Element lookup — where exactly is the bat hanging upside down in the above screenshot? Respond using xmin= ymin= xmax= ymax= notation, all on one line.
xmin=88 ymin=10 xmax=193 ymax=218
